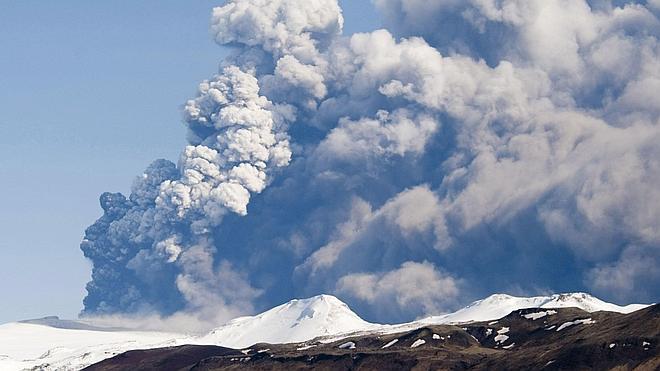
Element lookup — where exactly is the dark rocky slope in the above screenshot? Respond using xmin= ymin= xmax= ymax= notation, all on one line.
xmin=86 ymin=304 xmax=659 ymax=371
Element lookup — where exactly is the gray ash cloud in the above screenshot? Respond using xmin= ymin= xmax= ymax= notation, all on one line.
xmin=81 ymin=0 xmax=660 ymax=324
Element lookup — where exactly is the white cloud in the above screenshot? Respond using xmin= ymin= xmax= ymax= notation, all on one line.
xmin=314 ymin=109 xmax=440 ymax=166
xmin=298 ymin=185 xmax=449 ymax=280
xmin=211 ymin=0 xmax=343 ymax=62
xmin=336 ymin=261 xmax=460 ymax=317
xmin=587 ymin=245 xmax=660 ymax=303
xmin=175 ymin=239 xmax=262 ymax=323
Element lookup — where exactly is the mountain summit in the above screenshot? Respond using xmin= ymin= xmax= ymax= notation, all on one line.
xmin=200 ymin=295 xmax=378 ymax=348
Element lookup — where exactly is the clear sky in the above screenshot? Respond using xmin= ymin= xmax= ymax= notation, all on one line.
xmin=0 ymin=0 xmax=381 ymax=324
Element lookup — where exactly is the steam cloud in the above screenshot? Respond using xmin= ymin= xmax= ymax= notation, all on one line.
xmin=81 ymin=0 xmax=660 ymax=324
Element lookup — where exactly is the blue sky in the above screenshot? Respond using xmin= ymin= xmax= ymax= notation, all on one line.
xmin=0 ymin=0 xmax=381 ymax=324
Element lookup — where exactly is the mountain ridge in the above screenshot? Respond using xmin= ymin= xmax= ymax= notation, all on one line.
xmin=87 ymin=303 xmax=660 ymax=371
xmin=0 ymin=292 xmax=652 ymax=370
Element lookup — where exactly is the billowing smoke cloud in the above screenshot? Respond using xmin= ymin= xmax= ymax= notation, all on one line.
xmin=336 ymin=261 xmax=461 ymax=321
xmin=82 ymin=57 xmax=294 ymax=324
xmin=82 ymin=0 xmax=660 ymax=325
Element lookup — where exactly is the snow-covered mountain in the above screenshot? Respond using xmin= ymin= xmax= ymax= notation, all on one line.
xmin=0 ymin=293 xmax=650 ymax=370
xmin=198 ymin=294 xmax=379 ymax=348
xmin=415 ymin=292 xmax=648 ymax=326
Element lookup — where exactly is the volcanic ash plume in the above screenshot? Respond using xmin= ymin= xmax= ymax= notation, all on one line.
xmin=82 ymin=0 xmax=660 ymax=324
xmin=82 ymin=59 xmax=294 ymax=322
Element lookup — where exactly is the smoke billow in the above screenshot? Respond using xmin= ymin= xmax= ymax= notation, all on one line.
xmin=82 ymin=60 xmax=293 ymax=323
xmin=81 ymin=0 xmax=660 ymax=324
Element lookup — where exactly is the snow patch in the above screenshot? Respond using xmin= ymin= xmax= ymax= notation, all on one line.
xmin=410 ymin=339 xmax=426 ymax=348
xmin=556 ymin=318 xmax=595 ymax=332
xmin=494 ymin=327 xmax=510 ymax=344
xmin=382 ymin=339 xmax=398 ymax=348
xmin=338 ymin=341 xmax=356 ymax=350
xmin=523 ymin=310 xmax=557 ymax=320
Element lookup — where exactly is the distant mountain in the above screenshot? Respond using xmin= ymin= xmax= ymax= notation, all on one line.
xmin=198 ymin=294 xmax=379 ymax=348
xmin=416 ymin=292 xmax=649 ymax=326
xmin=0 ymin=293 xmax=652 ymax=371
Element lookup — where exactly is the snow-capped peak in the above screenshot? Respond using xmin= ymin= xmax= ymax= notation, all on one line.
xmin=199 ymin=294 xmax=377 ymax=349
xmin=539 ymin=292 xmax=648 ymax=313
xmin=417 ymin=292 xmax=649 ymax=326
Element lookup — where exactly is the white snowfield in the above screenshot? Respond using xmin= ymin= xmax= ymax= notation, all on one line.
xmin=0 ymin=293 xmax=650 ymax=371
xmin=0 ymin=321 xmax=187 ymax=371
